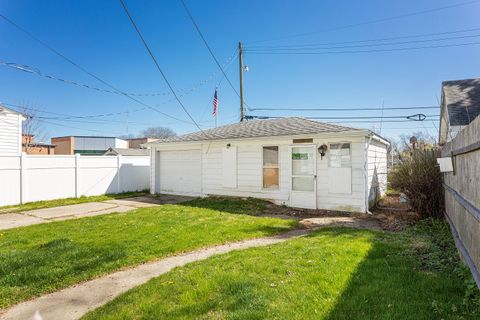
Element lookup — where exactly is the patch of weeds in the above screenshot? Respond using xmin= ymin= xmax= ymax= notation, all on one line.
xmin=404 ymin=219 xmax=458 ymax=272
xmin=405 ymin=219 xmax=480 ymax=318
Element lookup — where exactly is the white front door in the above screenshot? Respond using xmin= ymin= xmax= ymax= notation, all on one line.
xmin=290 ymin=145 xmax=317 ymax=209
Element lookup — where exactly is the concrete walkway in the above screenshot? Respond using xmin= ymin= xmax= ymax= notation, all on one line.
xmin=0 ymin=229 xmax=308 ymax=320
xmin=0 ymin=195 xmax=193 ymax=230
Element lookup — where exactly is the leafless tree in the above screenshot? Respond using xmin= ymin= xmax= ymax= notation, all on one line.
xmin=398 ymin=131 xmax=437 ymax=151
xmin=21 ymin=107 xmax=47 ymax=153
xmin=141 ymin=126 xmax=176 ymax=139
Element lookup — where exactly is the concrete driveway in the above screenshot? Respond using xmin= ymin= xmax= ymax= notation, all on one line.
xmin=0 ymin=195 xmax=194 ymax=231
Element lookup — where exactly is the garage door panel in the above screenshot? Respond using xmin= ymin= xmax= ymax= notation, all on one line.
xmin=159 ymin=150 xmax=201 ymax=195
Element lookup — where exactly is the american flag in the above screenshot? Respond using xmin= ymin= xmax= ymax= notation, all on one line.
xmin=212 ymin=89 xmax=218 ymax=117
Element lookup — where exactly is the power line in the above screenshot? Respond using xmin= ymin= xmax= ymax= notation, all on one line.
xmin=37 ymin=119 xmax=124 ymax=135
xmin=247 ymin=26 xmax=480 ymax=48
xmin=5 ymin=102 xmax=218 ymax=133
xmin=199 ymin=48 xmax=239 ymax=122
xmin=179 ymin=0 xmax=242 ymax=102
xmin=118 ymin=0 xmax=208 ymax=136
xmin=328 ymin=119 xmax=438 ymax=123
xmin=2 ymin=101 xmax=148 ymax=120
xmin=245 ymin=115 xmax=439 ymax=123
xmin=0 ymin=54 xmax=237 ymax=97
xmin=248 ymin=114 xmax=439 ymax=120
xmin=248 ymin=105 xmax=439 ymax=112
xmin=245 ymin=41 xmax=480 ymax=55
xmin=378 ymin=126 xmax=437 ymax=130
xmin=246 ymin=0 xmax=480 ymax=44
xmin=246 ymin=33 xmax=480 ymax=51
xmin=0 ymin=11 xmax=191 ymax=125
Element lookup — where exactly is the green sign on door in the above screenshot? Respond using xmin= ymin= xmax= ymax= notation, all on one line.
xmin=292 ymin=153 xmax=309 ymax=160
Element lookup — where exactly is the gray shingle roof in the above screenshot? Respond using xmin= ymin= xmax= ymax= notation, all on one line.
xmin=153 ymin=117 xmax=363 ymax=144
xmin=442 ymin=78 xmax=480 ymax=126
xmin=104 ymin=148 xmax=150 ymax=156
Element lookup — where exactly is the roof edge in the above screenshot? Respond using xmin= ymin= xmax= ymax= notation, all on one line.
xmin=144 ymin=129 xmax=371 ymax=147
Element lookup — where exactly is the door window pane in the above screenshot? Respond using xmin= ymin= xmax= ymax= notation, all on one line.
xmin=329 ymin=143 xmax=351 ymax=168
xmin=292 ymin=177 xmax=314 ymax=191
xmin=292 ymin=147 xmax=314 ymax=175
xmin=263 ymin=146 xmax=279 ymax=189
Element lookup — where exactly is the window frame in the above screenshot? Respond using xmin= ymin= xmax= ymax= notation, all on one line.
xmin=328 ymin=142 xmax=352 ymax=168
xmin=262 ymin=145 xmax=280 ymax=190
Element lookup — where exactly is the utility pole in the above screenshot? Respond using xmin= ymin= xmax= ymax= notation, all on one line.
xmin=238 ymin=41 xmax=244 ymax=122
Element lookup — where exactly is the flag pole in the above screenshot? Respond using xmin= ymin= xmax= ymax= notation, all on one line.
xmin=213 ymin=86 xmax=218 ymax=128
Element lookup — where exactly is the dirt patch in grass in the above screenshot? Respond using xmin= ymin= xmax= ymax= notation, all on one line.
xmin=372 ymin=194 xmax=421 ymax=231
xmin=199 ymin=195 xmax=418 ymax=232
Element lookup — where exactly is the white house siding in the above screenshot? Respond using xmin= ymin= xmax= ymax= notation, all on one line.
xmin=367 ymin=139 xmax=388 ymax=208
xmin=0 ymin=110 xmax=23 ymax=156
xmin=315 ymin=136 xmax=366 ymax=212
xmin=151 ymin=133 xmax=369 ymax=213
xmin=201 ymin=140 xmax=290 ymax=203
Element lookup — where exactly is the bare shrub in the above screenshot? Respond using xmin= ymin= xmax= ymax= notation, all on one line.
xmin=389 ymin=150 xmax=444 ymax=218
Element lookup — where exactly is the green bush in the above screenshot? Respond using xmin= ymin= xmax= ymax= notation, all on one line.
xmin=389 ymin=150 xmax=444 ymax=218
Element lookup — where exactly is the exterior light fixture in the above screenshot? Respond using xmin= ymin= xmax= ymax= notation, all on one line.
xmin=318 ymin=144 xmax=328 ymax=159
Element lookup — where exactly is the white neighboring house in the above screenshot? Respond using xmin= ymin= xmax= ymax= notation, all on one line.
xmin=0 ymin=105 xmax=26 ymax=156
xmin=144 ymin=117 xmax=389 ymax=213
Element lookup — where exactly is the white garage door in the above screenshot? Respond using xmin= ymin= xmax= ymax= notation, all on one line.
xmin=159 ymin=150 xmax=201 ymax=195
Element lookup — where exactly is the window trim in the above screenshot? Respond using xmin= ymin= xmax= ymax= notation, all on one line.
xmin=328 ymin=142 xmax=352 ymax=168
xmin=262 ymin=145 xmax=280 ymax=190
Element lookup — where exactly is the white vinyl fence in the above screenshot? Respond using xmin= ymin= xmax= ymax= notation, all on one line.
xmin=0 ymin=154 xmax=150 ymax=206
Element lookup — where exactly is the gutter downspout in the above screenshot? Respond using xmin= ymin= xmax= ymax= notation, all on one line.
xmin=364 ymin=133 xmax=374 ymax=215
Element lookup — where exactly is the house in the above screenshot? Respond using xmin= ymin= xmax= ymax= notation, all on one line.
xmin=439 ymin=78 xmax=480 ymax=145
xmin=127 ymin=137 xmax=159 ymax=149
xmin=104 ymin=147 xmax=150 ymax=156
xmin=0 ymin=105 xmax=26 ymax=156
xmin=51 ymin=136 xmax=128 ymax=155
xmin=144 ymin=117 xmax=389 ymax=212
xmin=22 ymin=134 xmax=56 ymax=155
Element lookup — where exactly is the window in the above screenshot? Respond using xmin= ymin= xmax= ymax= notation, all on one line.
xmin=329 ymin=143 xmax=351 ymax=168
xmin=263 ymin=146 xmax=279 ymax=189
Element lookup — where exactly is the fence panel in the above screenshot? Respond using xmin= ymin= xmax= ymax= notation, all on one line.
xmin=441 ymin=115 xmax=480 ymax=288
xmin=79 ymin=156 xmax=119 ymax=197
xmin=0 ymin=156 xmax=21 ymax=206
xmin=25 ymin=155 xmax=77 ymax=202
xmin=0 ymin=154 xmax=150 ymax=206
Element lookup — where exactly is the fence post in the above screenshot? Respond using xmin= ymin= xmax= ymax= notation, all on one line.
xmin=75 ymin=154 xmax=81 ymax=198
xmin=117 ymin=155 xmax=122 ymax=194
xmin=20 ymin=152 xmax=27 ymax=204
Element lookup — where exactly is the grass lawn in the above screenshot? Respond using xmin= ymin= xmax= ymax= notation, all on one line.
xmin=0 ymin=191 xmax=149 ymax=214
xmin=0 ymin=198 xmax=296 ymax=308
xmin=84 ymin=220 xmax=480 ymax=320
